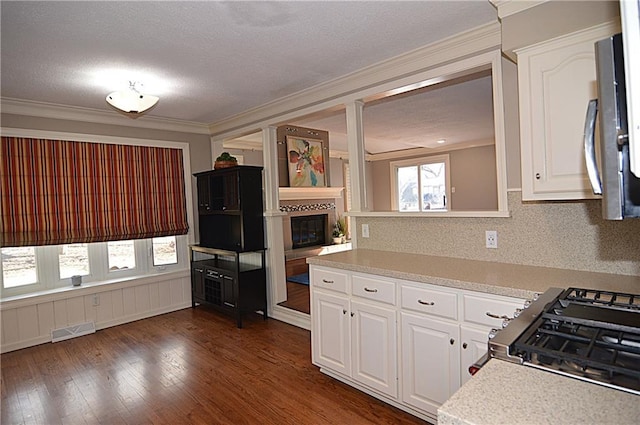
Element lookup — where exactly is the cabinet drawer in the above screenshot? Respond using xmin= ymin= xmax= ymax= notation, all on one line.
xmin=311 ymin=267 xmax=348 ymax=294
xmin=400 ymin=284 xmax=457 ymax=320
xmin=463 ymin=294 xmax=523 ymax=328
xmin=352 ymin=275 xmax=396 ymax=305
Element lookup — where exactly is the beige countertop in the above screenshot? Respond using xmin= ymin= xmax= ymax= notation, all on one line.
xmin=306 ymin=249 xmax=640 ymax=299
xmin=438 ymin=359 xmax=640 ymax=425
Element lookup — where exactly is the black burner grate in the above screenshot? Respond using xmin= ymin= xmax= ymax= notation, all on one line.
xmin=512 ymin=287 xmax=640 ymax=395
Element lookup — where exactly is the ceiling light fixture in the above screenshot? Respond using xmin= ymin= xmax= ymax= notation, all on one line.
xmin=436 ymin=139 xmax=446 ymax=144
xmin=106 ymin=81 xmax=159 ymax=114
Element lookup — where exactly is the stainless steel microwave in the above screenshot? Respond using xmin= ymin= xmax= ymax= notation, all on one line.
xmin=584 ymin=33 xmax=640 ymax=220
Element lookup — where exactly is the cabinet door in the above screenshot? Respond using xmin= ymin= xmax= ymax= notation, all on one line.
xmin=221 ymin=274 xmax=236 ymax=308
xmin=311 ymin=291 xmax=351 ymax=376
xmin=459 ymin=325 xmax=491 ymax=386
xmin=191 ymin=266 xmax=205 ymax=303
xmin=196 ymin=174 xmax=211 ymax=213
xmin=518 ymin=24 xmax=618 ymax=200
xmin=351 ymin=300 xmax=397 ymax=398
xmin=400 ymin=312 xmax=460 ymax=416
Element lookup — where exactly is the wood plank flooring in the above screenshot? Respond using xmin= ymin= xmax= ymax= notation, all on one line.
xmin=1 ymin=307 xmax=428 ymax=425
xmin=278 ymin=281 xmax=310 ymax=314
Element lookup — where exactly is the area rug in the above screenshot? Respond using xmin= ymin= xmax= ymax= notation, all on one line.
xmin=287 ymin=272 xmax=309 ymax=285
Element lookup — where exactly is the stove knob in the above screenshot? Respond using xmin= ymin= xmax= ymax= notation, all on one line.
xmin=513 ymin=308 xmax=523 ymax=318
xmin=488 ymin=328 xmax=499 ymax=339
xmin=502 ymin=319 xmax=510 ymax=328
xmin=523 ymin=299 xmax=532 ymax=308
xmin=532 ymin=293 xmax=540 ymax=301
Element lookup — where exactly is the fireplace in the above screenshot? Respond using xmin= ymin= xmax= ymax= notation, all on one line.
xmin=290 ymin=214 xmax=327 ymax=249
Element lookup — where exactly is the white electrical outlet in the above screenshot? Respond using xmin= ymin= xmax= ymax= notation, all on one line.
xmin=362 ymin=223 xmax=370 ymax=238
xmin=485 ymin=230 xmax=497 ymax=249
xmin=92 ymin=294 xmax=100 ymax=306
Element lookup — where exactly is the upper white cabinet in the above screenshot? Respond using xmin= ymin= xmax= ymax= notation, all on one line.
xmin=517 ymin=23 xmax=619 ymax=200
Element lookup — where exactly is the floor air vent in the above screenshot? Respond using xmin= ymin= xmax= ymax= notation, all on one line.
xmin=51 ymin=321 xmax=96 ymax=343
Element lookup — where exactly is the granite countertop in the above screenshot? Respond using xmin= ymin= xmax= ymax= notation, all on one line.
xmin=306 ymin=249 xmax=640 ymax=299
xmin=438 ymin=360 xmax=640 ymax=425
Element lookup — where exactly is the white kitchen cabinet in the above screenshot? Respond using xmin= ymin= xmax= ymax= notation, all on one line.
xmin=459 ymin=325 xmax=492 ymax=386
xmin=351 ymin=300 xmax=397 ymax=397
xmin=312 ymin=291 xmax=351 ymax=376
xmin=310 ymin=267 xmax=398 ymax=399
xmin=310 ymin=265 xmax=524 ymax=423
xmin=517 ymin=23 xmax=619 ymax=200
xmin=401 ymin=311 xmax=460 ymax=415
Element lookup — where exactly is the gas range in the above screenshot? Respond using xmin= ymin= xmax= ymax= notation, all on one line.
xmin=487 ymin=287 xmax=640 ymax=396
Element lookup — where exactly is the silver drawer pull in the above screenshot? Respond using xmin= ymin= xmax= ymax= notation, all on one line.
xmin=418 ymin=299 xmax=435 ymax=306
xmin=364 ymin=287 xmax=378 ymax=293
xmin=322 ymin=279 xmax=334 ymax=284
xmin=486 ymin=312 xmax=513 ymax=321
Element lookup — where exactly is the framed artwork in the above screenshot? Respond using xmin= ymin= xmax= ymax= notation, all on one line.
xmin=286 ymin=135 xmax=327 ymax=187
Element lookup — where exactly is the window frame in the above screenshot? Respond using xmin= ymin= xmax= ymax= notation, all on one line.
xmin=390 ymin=154 xmax=451 ymax=212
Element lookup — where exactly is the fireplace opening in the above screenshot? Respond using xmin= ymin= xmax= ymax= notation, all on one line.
xmin=291 ymin=214 xmax=327 ymax=249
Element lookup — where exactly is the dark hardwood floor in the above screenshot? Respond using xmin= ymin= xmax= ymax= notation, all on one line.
xmin=278 ymin=257 xmax=310 ymax=314
xmin=1 ymin=307 xmax=428 ymax=425
xmin=278 ymin=281 xmax=310 ymax=314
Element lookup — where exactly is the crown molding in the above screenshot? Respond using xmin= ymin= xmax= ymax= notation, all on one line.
xmin=489 ymin=0 xmax=548 ymax=19
xmin=0 ymin=97 xmax=210 ymax=135
xmin=208 ymin=21 xmax=501 ymax=139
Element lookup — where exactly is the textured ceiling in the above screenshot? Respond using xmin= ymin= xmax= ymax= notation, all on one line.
xmin=1 ymin=1 xmax=498 ymax=152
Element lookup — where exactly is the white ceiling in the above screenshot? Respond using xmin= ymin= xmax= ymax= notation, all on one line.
xmin=1 ymin=1 xmax=498 ymax=153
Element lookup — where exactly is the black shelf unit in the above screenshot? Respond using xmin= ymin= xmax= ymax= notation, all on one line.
xmin=192 ymin=166 xmax=266 ymax=328
xmin=194 ymin=166 xmax=264 ymax=252
xmin=190 ymin=245 xmax=266 ymax=328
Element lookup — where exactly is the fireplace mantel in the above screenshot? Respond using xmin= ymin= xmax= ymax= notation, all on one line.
xmin=279 ymin=187 xmax=343 ymax=201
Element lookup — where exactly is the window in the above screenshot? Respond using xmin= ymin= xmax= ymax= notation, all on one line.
xmin=58 ymin=243 xmax=90 ymax=279
xmin=391 ymin=154 xmax=451 ymax=212
xmin=152 ymin=236 xmax=178 ymax=266
xmin=108 ymin=240 xmax=136 ymax=271
xmin=0 ymin=235 xmax=188 ymax=297
xmin=1 ymin=247 xmax=37 ymax=288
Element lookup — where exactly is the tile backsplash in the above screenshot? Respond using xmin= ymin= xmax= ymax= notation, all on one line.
xmin=356 ymin=191 xmax=640 ymax=277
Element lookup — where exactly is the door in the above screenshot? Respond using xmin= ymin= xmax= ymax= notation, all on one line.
xmin=351 ymin=300 xmax=397 ymax=398
xmin=459 ymin=325 xmax=491 ymax=386
xmin=311 ymin=291 xmax=351 ymax=376
xmin=400 ymin=312 xmax=460 ymax=416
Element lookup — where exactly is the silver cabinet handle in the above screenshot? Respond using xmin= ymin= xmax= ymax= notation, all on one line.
xmin=462 ymin=342 xmax=468 ymax=349
xmin=350 ymin=312 xmax=354 ymax=317
xmin=486 ymin=312 xmax=513 ymax=321
xmin=194 ymin=268 xmax=203 ymax=273
xmin=450 ymin=338 xmax=455 ymax=345
xmin=343 ymin=309 xmax=347 ymax=315
xmin=322 ymin=279 xmax=334 ymax=284
xmin=364 ymin=287 xmax=378 ymax=293
xmin=584 ymin=99 xmax=603 ymax=195
xmin=418 ymin=299 xmax=435 ymax=306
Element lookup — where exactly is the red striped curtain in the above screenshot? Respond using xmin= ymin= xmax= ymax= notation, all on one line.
xmin=0 ymin=137 xmax=189 ymax=247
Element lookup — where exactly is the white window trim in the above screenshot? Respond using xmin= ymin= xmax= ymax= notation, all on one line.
xmin=0 ymin=128 xmax=195 ymax=299
xmin=390 ymin=154 xmax=451 ymax=212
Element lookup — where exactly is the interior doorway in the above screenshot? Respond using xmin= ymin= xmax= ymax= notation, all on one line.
xmin=278 ymin=257 xmax=310 ymax=314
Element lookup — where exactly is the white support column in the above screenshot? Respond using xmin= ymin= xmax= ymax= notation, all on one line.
xmin=346 ymin=100 xmax=368 ymax=212
xmin=261 ymin=126 xmax=287 ymax=310
xmin=211 ymin=136 xmax=224 ymax=163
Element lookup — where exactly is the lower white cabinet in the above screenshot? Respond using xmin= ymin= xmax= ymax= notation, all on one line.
xmin=310 ymin=265 xmax=524 ymax=423
xmin=311 ymin=268 xmax=398 ymax=399
xmin=400 ymin=312 xmax=459 ymax=414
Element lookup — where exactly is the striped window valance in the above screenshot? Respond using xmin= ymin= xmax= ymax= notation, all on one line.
xmin=0 ymin=137 xmax=189 ymax=247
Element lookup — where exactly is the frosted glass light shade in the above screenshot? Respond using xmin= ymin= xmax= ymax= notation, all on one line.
xmin=106 ymin=87 xmax=159 ymax=113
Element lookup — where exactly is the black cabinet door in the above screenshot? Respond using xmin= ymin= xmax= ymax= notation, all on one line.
xmin=191 ymin=266 xmax=205 ymax=305
xmin=196 ymin=174 xmax=211 ymax=214
xmin=221 ymin=274 xmax=236 ymax=308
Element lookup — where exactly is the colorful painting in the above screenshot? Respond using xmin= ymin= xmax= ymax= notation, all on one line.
xmin=286 ymin=136 xmax=326 ymax=187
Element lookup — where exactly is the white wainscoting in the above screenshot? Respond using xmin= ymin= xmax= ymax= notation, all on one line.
xmin=0 ymin=270 xmax=191 ymax=353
